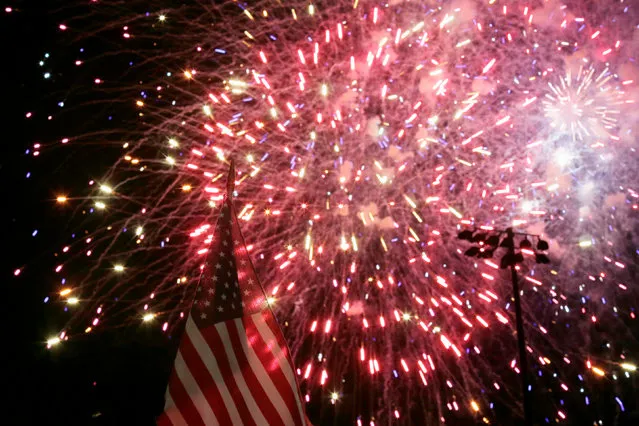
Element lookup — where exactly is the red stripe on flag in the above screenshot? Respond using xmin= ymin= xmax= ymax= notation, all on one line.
xmin=201 ymin=324 xmax=258 ymax=426
xmin=245 ymin=312 xmax=305 ymax=426
xmin=158 ymin=391 xmax=187 ymax=425
xmin=166 ymin=368 xmax=205 ymax=426
xmin=156 ymin=412 xmax=173 ymax=426
xmin=226 ymin=319 xmax=286 ymax=426
xmin=180 ymin=332 xmax=233 ymax=425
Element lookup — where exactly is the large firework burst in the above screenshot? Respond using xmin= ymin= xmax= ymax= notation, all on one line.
xmin=30 ymin=0 xmax=639 ymax=423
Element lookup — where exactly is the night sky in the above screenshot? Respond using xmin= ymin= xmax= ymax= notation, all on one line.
xmin=4 ymin=3 xmax=170 ymax=424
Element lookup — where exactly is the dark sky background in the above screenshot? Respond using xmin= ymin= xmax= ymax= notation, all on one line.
xmin=3 ymin=3 xmax=172 ymax=424
xmin=3 ymin=2 xmax=639 ymax=425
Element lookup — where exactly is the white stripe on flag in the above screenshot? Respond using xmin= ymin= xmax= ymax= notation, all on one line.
xmin=174 ymin=351 xmax=220 ymax=426
xmin=164 ymin=391 xmax=188 ymax=426
xmin=234 ymin=318 xmax=297 ymax=426
xmin=185 ymin=317 xmax=244 ymax=425
xmin=252 ymin=312 xmax=306 ymax=424
xmin=216 ymin=322 xmax=270 ymax=425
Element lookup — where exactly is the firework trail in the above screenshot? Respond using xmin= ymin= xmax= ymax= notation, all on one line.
xmin=28 ymin=0 xmax=639 ymax=423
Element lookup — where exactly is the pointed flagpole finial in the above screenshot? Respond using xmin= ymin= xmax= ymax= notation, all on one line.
xmin=227 ymin=159 xmax=235 ymax=196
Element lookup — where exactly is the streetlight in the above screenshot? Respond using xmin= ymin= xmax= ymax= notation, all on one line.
xmin=458 ymin=227 xmax=550 ymax=426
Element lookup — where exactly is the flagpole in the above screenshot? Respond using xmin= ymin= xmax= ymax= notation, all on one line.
xmin=227 ymin=159 xmax=235 ymax=195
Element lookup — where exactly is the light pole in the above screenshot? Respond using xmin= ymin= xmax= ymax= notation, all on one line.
xmin=458 ymin=227 xmax=550 ymax=426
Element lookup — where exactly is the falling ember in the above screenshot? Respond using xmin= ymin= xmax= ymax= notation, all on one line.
xmin=46 ymin=337 xmax=61 ymax=348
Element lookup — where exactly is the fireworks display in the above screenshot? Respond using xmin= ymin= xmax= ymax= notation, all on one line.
xmin=17 ymin=0 xmax=639 ymax=424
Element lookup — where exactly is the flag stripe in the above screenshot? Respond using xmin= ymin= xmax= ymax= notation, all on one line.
xmin=157 ymin=392 xmax=187 ymax=426
xmin=227 ymin=319 xmax=287 ymax=426
xmin=174 ymin=351 xmax=220 ymax=426
xmin=244 ymin=313 xmax=305 ymax=426
xmin=166 ymin=363 xmax=206 ymax=426
xmin=215 ymin=322 xmax=271 ymax=425
xmin=236 ymin=317 xmax=301 ymax=426
xmin=201 ymin=324 xmax=258 ymax=426
xmin=253 ymin=311 xmax=307 ymax=424
xmin=156 ymin=413 xmax=172 ymax=426
xmin=179 ymin=332 xmax=233 ymax=425
xmin=185 ymin=317 xmax=244 ymax=425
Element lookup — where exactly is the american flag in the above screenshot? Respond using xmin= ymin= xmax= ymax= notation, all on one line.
xmin=158 ymin=164 xmax=308 ymax=426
